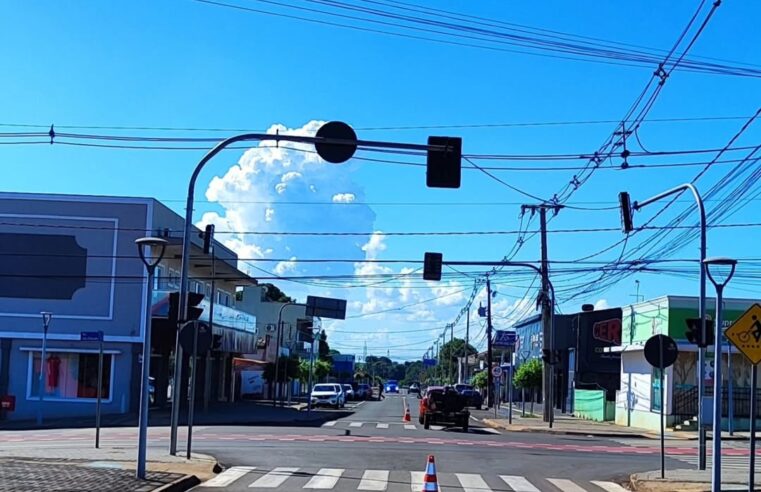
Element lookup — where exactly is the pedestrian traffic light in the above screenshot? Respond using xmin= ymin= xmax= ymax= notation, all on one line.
xmin=685 ymin=318 xmax=715 ymax=348
xmin=542 ymin=349 xmax=552 ymax=364
xmin=423 ymin=252 xmax=443 ymax=281
xmin=426 ymin=136 xmax=462 ymax=188
xmin=619 ymin=192 xmax=634 ymax=234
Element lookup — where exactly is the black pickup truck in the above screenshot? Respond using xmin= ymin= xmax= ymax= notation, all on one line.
xmin=418 ymin=385 xmax=470 ymax=432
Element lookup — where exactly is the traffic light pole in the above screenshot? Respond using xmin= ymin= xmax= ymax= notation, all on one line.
xmin=486 ymin=277 xmax=494 ymax=408
xmin=633 ymin=184 xmax=707 ymax=469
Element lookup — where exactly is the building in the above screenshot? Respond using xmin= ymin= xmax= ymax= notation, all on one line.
xmin=0 ymin=192 xmax=258 ymax=423
xmin=614 ymin=295 xmax=759 ymax=431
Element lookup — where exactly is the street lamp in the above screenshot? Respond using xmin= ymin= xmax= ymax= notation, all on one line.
xmin=135 ymin=236 xmax=168 ymax=480
xmin=37 ymin=311 xmax=52 ymax=425
xmin=622 ymin=183 xmax=709 ymax=469
xmin=704 ymin=256 xmax=737 ymax=492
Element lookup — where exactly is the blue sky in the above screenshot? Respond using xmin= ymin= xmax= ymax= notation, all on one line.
xmin=2 ymin=1 xmax=760 ymax=360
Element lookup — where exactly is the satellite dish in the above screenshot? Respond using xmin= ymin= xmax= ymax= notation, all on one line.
xmin=315 ymin=121 xmax=357 ymax=164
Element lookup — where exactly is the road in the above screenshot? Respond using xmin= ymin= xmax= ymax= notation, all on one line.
xmin=187 ymin=393 xmax=677 ymax=492
xmin=0 ymin=394 xmax=697 ymax=492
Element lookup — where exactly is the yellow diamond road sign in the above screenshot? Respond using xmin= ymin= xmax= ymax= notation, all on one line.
xmin=725 ymin=303 xmax=761 ymax=365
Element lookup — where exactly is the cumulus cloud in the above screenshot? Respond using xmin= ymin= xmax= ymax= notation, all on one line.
xmin=332 ymin=193 xmax=356 ymax=203
xmin=274 ymin=257 xmax=298 ymax=275
xmin=594 ymin=299 xmax=610 ymax=310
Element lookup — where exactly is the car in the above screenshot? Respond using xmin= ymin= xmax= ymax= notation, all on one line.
xmin=342 ymin=384 xmax=355 ymax=400
xmin=384 ymin=380 xmax=399 ymax=393
xmin=356 ymin=383 xmax=372 ymax=400
xmin=452 ymin=383 xmax=483 ymax=409
xmin=418 ymin=385 xmax=470 ymax=431
xmin=408 ymin=382 xmax=421 ymax=396
xmin=310 ymin=384 xmax=346 ymax=409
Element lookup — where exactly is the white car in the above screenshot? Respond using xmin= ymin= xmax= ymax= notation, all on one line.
xmin=342 ymin=384 xmax=355 ymax=401
xmin=311 ymin=384 xmax=346 ymax=409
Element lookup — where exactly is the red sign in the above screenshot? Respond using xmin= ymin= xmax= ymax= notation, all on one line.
xmin=0 ymin=395 xmax=15 ymax=412
xmin=593 ymin=319 xmax=622 ymax=345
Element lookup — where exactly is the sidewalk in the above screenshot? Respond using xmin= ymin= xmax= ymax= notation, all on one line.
xmin=631 ymin=468 xmax=761 ymax=492
xmin=0 ymin=445 xmax=216 ymax=491
xmin=0 ymin=400 xmax=341 ymax=431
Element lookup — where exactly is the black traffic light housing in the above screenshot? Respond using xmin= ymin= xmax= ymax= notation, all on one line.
xmin=168 ymin=291 xmax=205 ymax=326
xmin=423 ymin=252 xmax=443 ymax=281
xmin=619 ymin=192 xmax=634 ymax=234
xmin=201 ymin=224 xmax=215 ymax=255
xmin=541 ymin=349 xmax=561 ymax=365
xmin=685 ymin=317 xmax=715 ymax=348
xmin=426 ymin=136 xmax=462 ymax=188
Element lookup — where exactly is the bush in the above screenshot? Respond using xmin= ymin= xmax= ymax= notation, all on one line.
xmin=513 ymin=358 xmax=542 ymax=391
xmin=471 ymin=370 xmax=488 ymax=389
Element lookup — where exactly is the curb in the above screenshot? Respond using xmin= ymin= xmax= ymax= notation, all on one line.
xmin=481 ymin=418 xmax=656 ymax=439
xmin=154 ymin=474 xmax=200 ymax=492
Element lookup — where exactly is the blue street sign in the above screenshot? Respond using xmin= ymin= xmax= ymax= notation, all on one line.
xmin=81 ymin=331 xmax=104 ymax=342
xmin=494 ymin=330 xmax=517 ymax=348
xmin=423 ymin=358 xmax=437 ymax=367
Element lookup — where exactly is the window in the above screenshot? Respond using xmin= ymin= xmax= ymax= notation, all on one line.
xmin=28 ymin=351 xmax=112 ymax=401
xmin=154 ymin=266 xmax=163 ymax=290
xmin=651 ymin=367 xmax=662 ymax=412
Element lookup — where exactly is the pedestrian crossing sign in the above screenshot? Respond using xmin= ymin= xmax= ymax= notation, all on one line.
xmin=724 ymin=303 xmax=761 ymax=365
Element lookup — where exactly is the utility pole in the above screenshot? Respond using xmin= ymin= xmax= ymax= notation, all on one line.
xmin=449 ymin=323 xmax=454 ymax=383
xmin=463 ymin=308 xmax=470 ymax=383
xmin=486 ymin=276 xmax=494 ymax=408
xmin=521 ymin=203 xmax=562 ymax=424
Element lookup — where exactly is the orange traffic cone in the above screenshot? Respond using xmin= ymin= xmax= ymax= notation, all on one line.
xmin=404 ymin=407 xmax=411 ymax=422
xmin=422 ymin=455 xmax=438 ymax=492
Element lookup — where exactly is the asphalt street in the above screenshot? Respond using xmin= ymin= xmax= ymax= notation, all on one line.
xmin=0 ymin=394 xmax=697 ymax=492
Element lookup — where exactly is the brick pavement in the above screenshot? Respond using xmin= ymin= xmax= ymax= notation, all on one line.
xmin=0 ymin=457 xmax=183 ymax=492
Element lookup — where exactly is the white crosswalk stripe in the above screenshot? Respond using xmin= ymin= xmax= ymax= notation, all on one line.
xmin=404 ymin=424 xmax=417 ymax=430
xmin=674 ymin=454 xmax=761 ymax=471
xmin=358 ymin=470 xmax=389 ymax=491
xmin=500 ymin=475 xmax=541 ymax=492
xmin=455 ymin=473 xmax=491 ymax=492
xmin=304 ymin=468 xmax=344 ymax=489
xmin=376 ymin=423 xmax=389 ymax=429
xmin=349 ymin=422 xmax=363 ymax=427
xmin=199 ymin=466 xmax=256 ymax=487
xmin=249 ymin=467 xmax=299 ymax=488
xmin=322 ymin=421 xmax=337 ymax=427
xmin=198 ymin=467 xmax=624 ymax=491
xmin=546 ymin=478 xmax=588 ymax=492
xmin=590 ymin=481 xmax=629 ymax=492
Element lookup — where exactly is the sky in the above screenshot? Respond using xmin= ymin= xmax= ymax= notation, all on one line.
xmin=1 ymin=1 xmax=760 ymax=360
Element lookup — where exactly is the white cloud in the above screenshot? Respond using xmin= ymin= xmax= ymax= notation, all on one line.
xmin=594 ymin=299 xmax=610 ymax=310
xmin=332 ymin=193 xmax=356 ymax=203
xmin=274 ymin=256 xmax=298 ymax=275
xmin=361 ymin=231 xmax=386 ymax=259
xmin=264 ymin=208 xmax=275 ymax=222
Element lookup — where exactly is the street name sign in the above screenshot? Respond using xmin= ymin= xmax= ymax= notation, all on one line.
xmin=493 ymin=330 xmax=517 ymax=348
xmin=306 ymin=296 xmax=347 ymax=320
xmin=724 ymin=303 xmax=761 ymax=365
xmin=80 ymin=331 xmax=104 ymax=342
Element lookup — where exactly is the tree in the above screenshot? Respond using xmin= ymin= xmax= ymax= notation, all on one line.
xmin=401 ymin=361 xmax=423 ymax=386
xmin=314 ymin=359 xmax=332 ymax=382
xmin=263 ymin=356 xmax=300 ymax=384
xmin=438 ymin=338 xmax=477 ymax=384
xmin=319 ymin=332 xmax=332 ymax=361
xmin=471 ymin=370 xmax=488 ymax=390
xmin=261 ymin=283 xmax=295 ymax=303
xmin=513 ymin=358 xmax=543 ymax=414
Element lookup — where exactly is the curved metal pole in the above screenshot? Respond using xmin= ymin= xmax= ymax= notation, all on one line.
xmin=635 ymin=183 xmax=707 ymax=469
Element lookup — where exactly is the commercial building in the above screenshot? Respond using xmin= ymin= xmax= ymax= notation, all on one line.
xmin=0 ymin=192 xmax=258 ymax=423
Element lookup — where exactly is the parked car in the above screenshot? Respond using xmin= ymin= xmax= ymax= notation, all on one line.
xmin=310 ymin=384 xmax=346 ymax=409
xmin=384 ymin=380 xmax=399 ymax=393
xmin=343 ymin=384 xmax=355 ymax=401
xmin=453 ymin=383 xmax=483 ymax=409
xmin=408 ymin=382 xmax=421 ymax=396
xmin=356 ymin=383 xmax=372 ymax=400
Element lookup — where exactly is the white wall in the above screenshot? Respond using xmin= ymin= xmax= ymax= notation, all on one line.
xmin=238 ymin=286 xmax=308 ymax=360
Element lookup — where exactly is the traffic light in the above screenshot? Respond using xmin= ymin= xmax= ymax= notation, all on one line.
xmin=201 ymin=224 xmax=215 ymax=255
xmin=168 ymin=291 xmax=205 ymax=325
xmin=423 ymin=252 xmax=443 ymax=281
xmin=619 ymin=192 xmax=634 ymax=234
xmin=542 ymin=349 xmax=552 ymax=364
xmin=297 ymin=319 xmax=314 ymax=343
xmin=426 ymin=136 xmax=462 ymax=188
xmin=685 ymin=318 xmax=715 ymax=348
xmin=187 ymin=292 xmax=204 ymax=321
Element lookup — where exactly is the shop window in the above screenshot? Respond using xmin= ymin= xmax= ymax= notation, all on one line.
xmin=28 ymin=351 xmax=113 ymax=401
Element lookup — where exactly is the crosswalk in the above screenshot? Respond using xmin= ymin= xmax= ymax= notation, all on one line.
xmin=321 ymin=421 xmax=500 ymax=434
xmin=674 ymin=454 xmax=761 ymax=471
xmin=197 ymin=466 xmax=629 ymax=491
